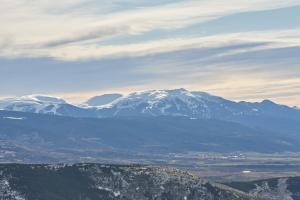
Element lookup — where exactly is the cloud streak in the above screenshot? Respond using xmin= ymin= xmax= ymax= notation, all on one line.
xmin=1 ymin=0 xmax=300 ymax=60
xmin=15 ymin=29 xmax=300 ymax=61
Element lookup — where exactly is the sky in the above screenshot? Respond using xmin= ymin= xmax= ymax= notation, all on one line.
xmin=0 ymin=0 xmax=300 ymax=106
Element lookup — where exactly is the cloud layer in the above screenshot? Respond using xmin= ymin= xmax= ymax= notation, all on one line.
xmin=0 ymin=0 xmax=299 ymax=106
xmin=1 ymin=0 xmax=300 ymax=60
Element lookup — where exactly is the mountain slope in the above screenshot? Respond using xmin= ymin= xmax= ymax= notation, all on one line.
xmin=0 ymin=163 xmax=257 ymax=200
xmin=1 ymin=110 xmax=300 ymax=164
xmin=226 ymin=177 xmax=300 ymax=200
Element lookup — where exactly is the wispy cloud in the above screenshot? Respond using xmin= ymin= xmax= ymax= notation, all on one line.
xmin=23 ymin=29 xmax=300 ymax=60
xmin=1 ymin=28 xmax=300 ymax=61
xmin=1 ymin=0 xmax=300 ymax=60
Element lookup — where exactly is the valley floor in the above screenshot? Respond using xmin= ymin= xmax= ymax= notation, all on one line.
xmin=2 ymin=149 xmax=300 ymax=182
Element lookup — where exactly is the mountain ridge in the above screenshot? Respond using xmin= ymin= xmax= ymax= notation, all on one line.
xmin=0 ymin=163 xmax=257 ymax=200
xmin=1 ymin=89 xmax=299 ymax=137
xmin=1 ymin=89 xmax=298 ymax=121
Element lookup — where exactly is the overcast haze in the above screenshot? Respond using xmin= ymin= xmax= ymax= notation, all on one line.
xmin=1 ymin=0 xmax=300 ymax=106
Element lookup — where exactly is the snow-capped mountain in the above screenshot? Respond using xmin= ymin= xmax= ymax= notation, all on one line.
xmin=0 ymin=95 xmax=94 ymax=117
xmin=96 ymin=88 xmax=228 ymax=118
xmin=95 ymin=88 xmax=300 ymax=122
xmin=0 ymin=89 xmax=299 ymax=123
xmin=0 ymin=89 xmax=299 ymax=145
xmin=0 ymin=95 xmax=64 ymax=114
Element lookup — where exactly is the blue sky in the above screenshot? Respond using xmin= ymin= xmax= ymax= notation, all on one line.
xmin=0 ymin=0 xmax=300 ymax=106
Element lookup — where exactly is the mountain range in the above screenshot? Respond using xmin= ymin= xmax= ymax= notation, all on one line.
xmin=1 ymin=89 xmax=300 ymax=199
xmin=0 ymin=88 xmax=300 ymax=162
xmin=1 ymin=88 xmax=299 ymax=136
xmin=1 ymin=88 xmax=299 ymax=121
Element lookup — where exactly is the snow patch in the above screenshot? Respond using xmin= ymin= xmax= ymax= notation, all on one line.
xmin=114 ymin=191 xmax=121 ymax=197
xmin=3 ymin=117 xmax=25 ymax=120
xmin=242 ymin=170 xmax=252 ymax=174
